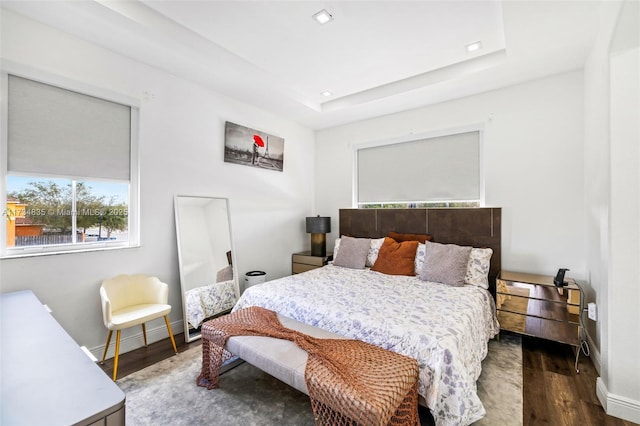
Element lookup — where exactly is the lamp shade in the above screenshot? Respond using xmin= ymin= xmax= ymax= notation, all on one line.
xmin=306 ymin=216 xmax=331 ymax=234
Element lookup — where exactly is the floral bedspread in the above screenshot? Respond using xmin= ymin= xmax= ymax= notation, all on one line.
xmin=185 ymin=280 xmax=236 ymax=329
xmin=233 ymin=265 xmax=499 ymax=426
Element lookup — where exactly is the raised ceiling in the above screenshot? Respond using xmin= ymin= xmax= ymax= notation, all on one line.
xmin=1 ymin=1 xmax=602 ymax=129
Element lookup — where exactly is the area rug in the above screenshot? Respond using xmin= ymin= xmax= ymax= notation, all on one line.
xmin=475 ymin=333 xmax=523 ymax=425
xmin=117 ymin=333 xmax=522 ymax=426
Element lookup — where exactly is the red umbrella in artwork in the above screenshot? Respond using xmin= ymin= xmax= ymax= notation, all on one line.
xmin=253 ymin=134 xmax=265 ymax=147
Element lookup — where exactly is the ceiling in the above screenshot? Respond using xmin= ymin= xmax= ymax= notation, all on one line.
xmin=1 ymin=1 xmax=602 ymax=129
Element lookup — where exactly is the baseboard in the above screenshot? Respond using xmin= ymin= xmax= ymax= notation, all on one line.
xmin=596 ymin=377 xmax=640 ymax=424
xmin=89 ymin=319 xmax=184 ymax=361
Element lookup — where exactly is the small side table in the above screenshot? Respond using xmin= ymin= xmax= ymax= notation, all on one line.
xmin=496 ymin=270 xmax=585 ymax=372
xmin=292 ymin=251 xmax=333 ymax=274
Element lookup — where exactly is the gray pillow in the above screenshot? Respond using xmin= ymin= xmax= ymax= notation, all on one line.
xmin=332 ymin=236 xmax=371 ymax=269
xmin=419 ymin=241 xmax=472 ymax=286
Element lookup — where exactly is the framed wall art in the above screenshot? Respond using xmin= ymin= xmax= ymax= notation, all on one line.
xmin=224 ymin=121 xmax=284 ymax=172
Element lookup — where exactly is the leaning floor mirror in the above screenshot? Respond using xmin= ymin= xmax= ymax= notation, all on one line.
xmin=174 ymin=196 xmax=240 ymax=342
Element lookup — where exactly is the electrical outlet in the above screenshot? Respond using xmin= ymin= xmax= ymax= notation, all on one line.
xmin=588 ymin=303 xmax=597 ymax=321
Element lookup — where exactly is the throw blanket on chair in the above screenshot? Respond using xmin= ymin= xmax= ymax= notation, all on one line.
xmin=197 ymin=306 xmax=419 ymax=426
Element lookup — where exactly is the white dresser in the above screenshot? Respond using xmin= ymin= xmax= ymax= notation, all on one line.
xmin=1 ymin=290 xmax=125 ymax=425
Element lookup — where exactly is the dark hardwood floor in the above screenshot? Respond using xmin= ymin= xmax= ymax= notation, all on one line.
xmin=98 ymin=332 xmax=198 ymax=380
xmin=521 ymin=334 xmax=637 ymax=426
xmin=99 ymin=332 xmax=637 ymax=425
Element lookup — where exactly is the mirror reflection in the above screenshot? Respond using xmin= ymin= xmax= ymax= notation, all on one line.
xmin=174 ymin=195 xmax=239 ymax=342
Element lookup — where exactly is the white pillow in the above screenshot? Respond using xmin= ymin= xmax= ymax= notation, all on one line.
xmin=366 ymin=238 xmax=385 ymax=267
xmin=464 ymin=247 xmax=493 ymax=289
xmin=333 ymin=238 xmax=341 ymax=258
xmin=414 ymin=242 xmax=426 ymax=276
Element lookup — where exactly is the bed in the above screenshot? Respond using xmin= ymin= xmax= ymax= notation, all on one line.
xmin=212 ymin=208 xmax=502 ymax=426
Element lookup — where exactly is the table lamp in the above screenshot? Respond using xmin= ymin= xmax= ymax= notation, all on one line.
xmin=306 ymin=215 xmax=331 ymax=257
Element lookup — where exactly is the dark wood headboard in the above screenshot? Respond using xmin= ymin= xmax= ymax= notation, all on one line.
xmin=339 ymin=208 xmax=502 ymax=296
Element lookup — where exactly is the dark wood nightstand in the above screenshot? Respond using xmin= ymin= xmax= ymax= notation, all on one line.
xmin=292 ymin=251 xmax=333 ymax=274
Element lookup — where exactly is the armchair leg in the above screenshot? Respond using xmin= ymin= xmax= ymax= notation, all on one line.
xmin=164 ymin=315 xmax=178 ymax=354
xmin=101 ymin=330 xmax=113 ymax=364
xmin=112 ymin=330 xmax=121 ymax=381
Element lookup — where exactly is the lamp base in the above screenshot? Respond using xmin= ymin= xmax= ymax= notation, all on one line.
xmin=310 ymin=233 xmax=327 ymax=257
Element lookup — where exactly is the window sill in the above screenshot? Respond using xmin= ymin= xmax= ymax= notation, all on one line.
xmin=1 ymin=242 xmax=140 ymax=259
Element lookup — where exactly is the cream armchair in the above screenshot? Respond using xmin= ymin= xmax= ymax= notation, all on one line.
xmin=100 ymin=274 xmax=178 ymax=380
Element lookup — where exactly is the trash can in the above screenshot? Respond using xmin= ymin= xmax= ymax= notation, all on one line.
xmin=245 ymin=270 xmax=266 ymax=288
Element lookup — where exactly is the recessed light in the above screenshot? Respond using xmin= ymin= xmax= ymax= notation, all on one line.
xmin=320 ymin=90 xmax=333 ymax=97
xmin=466 ymin=41 xmax=482 ymax=52
xmin=313 ymin=9 xmax=333 ymax=25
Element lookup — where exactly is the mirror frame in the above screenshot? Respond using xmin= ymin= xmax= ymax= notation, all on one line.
xmin=174 ymin=195 xmax=240 ymax=342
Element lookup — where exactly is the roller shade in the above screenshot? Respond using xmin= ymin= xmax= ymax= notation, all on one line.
xmin=357 ymin=131 xmax=480 ymax=203
xmin=7 ymin=75 xmax=131 ymax=180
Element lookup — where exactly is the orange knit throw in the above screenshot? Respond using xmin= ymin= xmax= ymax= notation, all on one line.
xmin=197 ymin=306 xmax=419 ymax=426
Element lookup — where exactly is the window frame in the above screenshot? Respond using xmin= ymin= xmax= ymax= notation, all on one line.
xmin=352 ymin=124 xmax=486 ymax=208
xmin=1 ymin=60 xmax=140 ymax=258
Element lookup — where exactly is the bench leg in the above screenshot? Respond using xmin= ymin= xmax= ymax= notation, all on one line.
xmin=142 ymin=323 xmax=148 ymax=347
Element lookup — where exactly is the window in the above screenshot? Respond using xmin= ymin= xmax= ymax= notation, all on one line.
xmin=1 ymin=70 xmax=139 ymax=256
xmin=355 ymin=130 xmax=482 ymax=208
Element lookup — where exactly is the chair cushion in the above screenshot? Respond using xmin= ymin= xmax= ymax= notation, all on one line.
xmin=107 ymin=303 xmax=171 ymax=330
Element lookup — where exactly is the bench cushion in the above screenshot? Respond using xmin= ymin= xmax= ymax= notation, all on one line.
xmin=225 ymin=314 xmax=347 ymax=394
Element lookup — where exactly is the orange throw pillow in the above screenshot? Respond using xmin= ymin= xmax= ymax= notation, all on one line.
xmin=371 ymin=237 xmax=419 ymax=276
xmin=387 ymin=231 xmax=432 ymax=244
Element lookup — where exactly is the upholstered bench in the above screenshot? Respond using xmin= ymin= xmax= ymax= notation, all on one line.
xmin=215 ymin=313 xmax=426 ymax=424
xmin=224 ymin=313 xmax=348 ymax=395
xmin=202 ymin=310 xmax=420 ymax=425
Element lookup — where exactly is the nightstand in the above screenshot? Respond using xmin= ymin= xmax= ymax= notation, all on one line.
xmin=496 ymin=270 xmax=585 ymax=372
xmin=292 ymin=251 xmax=333 ymax=274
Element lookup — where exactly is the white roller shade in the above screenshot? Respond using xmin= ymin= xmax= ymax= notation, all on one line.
xmin=357 ymin=131 xmax=480 ymax=203
xmin=8 ymin=75 xmax=131 ymax=180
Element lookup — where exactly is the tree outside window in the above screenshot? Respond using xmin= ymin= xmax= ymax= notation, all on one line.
xmin=6 ymin=178 xmax=128 ymax=247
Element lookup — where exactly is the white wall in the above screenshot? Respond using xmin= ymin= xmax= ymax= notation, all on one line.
xmin=0 ymin=10 xmax=315 ymax=354
xmin=607 ymin=44 xmax=640 ymax=420
xmin=583 ymin=0 xmax=618 ymax=358
xmin=587 ymin=0 xmax=640 ymax=421
xmin=583 ymin=0 xmax=640 ymax=422
xmin=608 ymin=1 xmax=640 ymax=412
xmin=316 ymin=71 xmax=586 ymax=281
